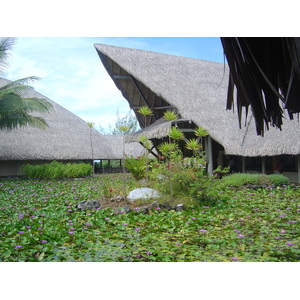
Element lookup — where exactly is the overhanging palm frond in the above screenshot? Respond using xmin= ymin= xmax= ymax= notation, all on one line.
xmin=0 ymin=111 xmax=48 ymax=130
xmin=221 ymin=37 xmax=300 ymax=136
xmin=0 ymin=37 xmax=16 ymax=74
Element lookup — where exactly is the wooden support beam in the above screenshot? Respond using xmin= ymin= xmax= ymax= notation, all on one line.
xmin=131 ymin=76 xmax=150 ymax=107
xmin=205 ymin=136 xmax=213 ymax=176
xmin=242 ymin=156 xmax=246 ymax=173
xmin=113 ymin=75 xmax=131 ymax=79
xmin=262 ymin=156 xmax=266 ymax=174
xmin=181 ymin=129 xmax=195 ymax=133
xmin=132 ymin=105 xmax=175 ymax=110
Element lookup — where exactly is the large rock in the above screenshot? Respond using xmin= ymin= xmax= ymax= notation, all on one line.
xmin=127 ymin=188 xmax=161 ymax=201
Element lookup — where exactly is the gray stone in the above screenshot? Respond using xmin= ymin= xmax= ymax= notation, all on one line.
xmin=76 ymin=200 xmax=101 ymax=210
xmin=110 ymin=195 xmax=125 ymax=202
xmin=175 ymin=204 xmax=185 ymax=211
xmin=127 ymin=188 xmax=161 ymax=201
xmin=150 ymin=201 xmax=160 ymax=209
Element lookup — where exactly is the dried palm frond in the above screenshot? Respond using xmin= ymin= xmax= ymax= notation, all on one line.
xmin=221 ymin=37 xmax=300 ymax=136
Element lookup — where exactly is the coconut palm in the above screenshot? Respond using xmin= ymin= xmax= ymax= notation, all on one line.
xmin=0 ymin=37 xmax=52 ymax=130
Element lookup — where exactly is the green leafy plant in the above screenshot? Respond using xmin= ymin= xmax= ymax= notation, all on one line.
xmin=125 ymin=155 xmax=147 ymax=181
xmin=0 ymin=174 xmax=299 ymax=262
xmin=194 ymin=126 xmax=209 ymax=137
xmin=163 ymin=110 xmax=178 ymax=121
xmin=157 ymin=142 xmax=178 ymax=158
xmin=168 ymin=127 xmax=184 ymax=141
xmin=218 ymin=173 xmax=290 ymax=188
xmin=185 ymin=138 xmax=202 ymax=152
xmin=22 ymin=161 xmax=92 ymax=178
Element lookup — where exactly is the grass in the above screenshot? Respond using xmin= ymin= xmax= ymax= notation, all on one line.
xmin=0 ymin=173 xmax=299 ymax=262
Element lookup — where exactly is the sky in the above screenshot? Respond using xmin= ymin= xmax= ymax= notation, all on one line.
xmin=4 ymin=37 xmax=224 ymax=133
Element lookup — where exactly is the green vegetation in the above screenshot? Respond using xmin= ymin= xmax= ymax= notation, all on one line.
xmin=219 ymin=173 xmax=290 ymax=187
xmin=22 ymin=161 xmax=92 ymax=179
xmin=99 ymin=109 xmax=139 ymax=135
xmin=124 ymin=155 xmax=147 ymax=181
xmin=0 ymin=172 xmax=299 ymax=262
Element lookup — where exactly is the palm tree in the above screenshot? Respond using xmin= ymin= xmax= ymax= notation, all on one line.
xmin=0 ymin=37 xmax=52 ymax=130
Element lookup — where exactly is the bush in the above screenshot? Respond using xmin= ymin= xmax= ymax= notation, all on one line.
xmin=22 ymin=161 xmax=92 ymax=179
xmin=268 ymin=174 xmax=290 ymax=185
xmin=149 ymin=153 xmax=209 ymax=202
xmin=219 ymin=173 xmax=289 ymax=188
xmin=124 ymin=155 xmax=147 ymax=181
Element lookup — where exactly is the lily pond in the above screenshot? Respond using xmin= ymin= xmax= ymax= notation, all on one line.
xmin=0 ymin=173 xmax=299 ymax=262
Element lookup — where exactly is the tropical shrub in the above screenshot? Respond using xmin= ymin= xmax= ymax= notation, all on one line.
xmin=218 ymin=173 xmax=289 ymax=188
xmin=149 ymin=152 xmax=209 ymax=203
xmin=22 ymin=161 xmax=92 ymax=178
xmin=268 ymin=174 xmax=290 ymax=186
xmin=124 ymin=155 xmax=147 ymax=181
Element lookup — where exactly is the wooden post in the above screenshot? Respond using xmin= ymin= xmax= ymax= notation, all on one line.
xmin=242 ymin=156 xmax=246 ymax=173
xmin=206 ymin=136 xmax=213 ymax=176
xmin=262 ymin=156 xmax=266 ymax=174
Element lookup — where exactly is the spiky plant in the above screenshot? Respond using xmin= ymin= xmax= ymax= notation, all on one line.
xmin=137 ymin=106 xmax=153 ymax=127
xmin=168 ymin=127 xmax=184 ymax=141
xmin=185 ymin=138 xmax=202 ymax=152
xmin=158 ymin=142 xmax=178 ymax=158
xmin=164 ymin=110 xmax=178 ymax=121
xmin=194 ymin=126 xmax=209 ymax=137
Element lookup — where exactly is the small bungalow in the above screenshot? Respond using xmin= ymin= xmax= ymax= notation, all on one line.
xmin=0 ymin=77 xmax=144 ymax=176
xmin=94 ymin=43 xmax=300 ymax=183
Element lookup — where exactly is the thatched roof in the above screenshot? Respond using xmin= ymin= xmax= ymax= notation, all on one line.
xmin=95 ymin=43 xmax=300 ymax=157
xmin=0 ymin=77 xmax=143 ymax=161
xmin=125 ymin=117 xmax=174 ymax=143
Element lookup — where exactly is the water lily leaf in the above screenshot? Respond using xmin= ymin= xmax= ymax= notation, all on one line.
xmin=38 ymin=252 xmax=45 ymax=261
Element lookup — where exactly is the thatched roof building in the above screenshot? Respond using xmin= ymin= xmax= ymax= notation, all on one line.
xmin=0 ymin=77 xmax=144 ymax=175
xmin=95 ymin=43 xmax=300 ymax=182
xmin=94 ymin=43 xmax=300 ymax=157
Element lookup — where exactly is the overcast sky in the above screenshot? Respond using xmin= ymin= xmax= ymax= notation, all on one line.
xmin=4 ymin=37 xmax=224 ymax=132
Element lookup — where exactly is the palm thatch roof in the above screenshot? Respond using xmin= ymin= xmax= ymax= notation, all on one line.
xmin=125 ymin=117 xmax=175 ymax=143
xmin=95 ymin=43 xmax=300 ymax=157
xmin=0 ymin=77 xmax=143 ymax=161
xmin=221 ymin=37 xmax=300 ymax=136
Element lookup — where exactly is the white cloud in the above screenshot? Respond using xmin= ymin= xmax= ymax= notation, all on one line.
xmin=5 ymin=37 xmax=132 ymax=128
